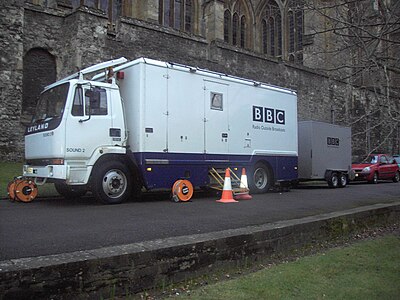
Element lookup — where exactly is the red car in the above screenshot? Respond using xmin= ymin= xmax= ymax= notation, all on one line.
xmin=352 ymin=154 xmax=400 ymax=183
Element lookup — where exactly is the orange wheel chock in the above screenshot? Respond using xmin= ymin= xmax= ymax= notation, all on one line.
xmin=8 ymin=179 xmax=38 ymax=203
xmin=172 ymin=179 xmax=194 ymax=202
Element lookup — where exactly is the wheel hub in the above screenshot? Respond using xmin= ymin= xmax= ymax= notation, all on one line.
xmin=254 ymin=168 xmax=267 ymax=189
xmin=103 ymin=170 xmax=127 ymax=198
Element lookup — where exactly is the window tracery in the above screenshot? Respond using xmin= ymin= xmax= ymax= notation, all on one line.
xmin=223 ymin=0 xmax=249 ymax=49
xmin=159 ymin=0 xmax=193 ymax=33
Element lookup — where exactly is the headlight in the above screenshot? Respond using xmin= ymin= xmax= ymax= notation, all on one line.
xmin=362 ymin=167 xmax=371 ymax=173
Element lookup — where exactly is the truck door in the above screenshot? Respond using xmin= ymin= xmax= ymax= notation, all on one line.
xmin=167 ymin=69 xmax=204 ymax=154
xmin=65 ymin=85 xmax=113 ymax=161
xmin=204 ymin=80 xmax=229 ymax=155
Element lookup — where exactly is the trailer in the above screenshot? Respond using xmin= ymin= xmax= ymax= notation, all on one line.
xmin=22 ymin=57 xmax=298 ymax=204
xmin=297 ymin=121 xmax=352 ymax=188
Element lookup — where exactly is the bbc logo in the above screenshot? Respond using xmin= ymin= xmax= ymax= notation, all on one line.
xmin=253 ymin=106 xmax=285 ymax=125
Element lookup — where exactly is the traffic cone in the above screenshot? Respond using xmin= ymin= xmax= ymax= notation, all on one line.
xmin=234 ymin=168 xmax=252 ymax=200
xmin=216 ymin=168 xmax=238 ymax=203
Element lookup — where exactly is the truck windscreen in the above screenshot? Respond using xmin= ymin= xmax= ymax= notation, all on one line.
xmin=32 ymin=83 xmax=69 ymax=124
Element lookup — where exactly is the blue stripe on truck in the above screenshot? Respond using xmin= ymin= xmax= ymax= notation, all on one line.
xmin=131 ymin=152 xmax=298 ymax=190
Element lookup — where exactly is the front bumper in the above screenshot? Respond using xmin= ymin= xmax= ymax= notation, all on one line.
xmin=23 ymin=164 xmax=67 ymax=181
xmin=353 ymin=171 xmax=372 ymax=181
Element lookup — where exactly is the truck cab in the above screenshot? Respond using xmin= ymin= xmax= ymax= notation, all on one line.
xmin=23 ymin=58 xmax=129 ymax=203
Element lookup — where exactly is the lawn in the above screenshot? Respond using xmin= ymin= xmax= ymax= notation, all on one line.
xmin=176 ymin=235 xmax=400 ymax=299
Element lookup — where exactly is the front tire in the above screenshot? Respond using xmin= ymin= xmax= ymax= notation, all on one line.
xmin=91 ymin=160 xmax=132 ymax=204
xmin=249 ymin=162 xmax=272 ymax=194
xmin=369 ymin=172 xmax=378 ymax=184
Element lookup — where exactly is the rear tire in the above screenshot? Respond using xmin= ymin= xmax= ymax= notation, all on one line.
xmin=393 ymin=171 xmax=400 ymax=183
xmin=91 ymin=160 xmax=132 ymax=204
xmin=54 ymin=182 xmax=87 ymax=199
xmin=338 ymin=173 xmax=347 ymax=188
xmin=327 ymin=172 xmax=339 ymax=188
xmin=249 ymin=162 xmax=272 ymax=194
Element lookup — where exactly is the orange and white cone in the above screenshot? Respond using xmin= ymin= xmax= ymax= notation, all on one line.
xmin=216 ymin=168 xmax=238 ymax=203
xmin=234 ymin=168 xmax=252 ymax=200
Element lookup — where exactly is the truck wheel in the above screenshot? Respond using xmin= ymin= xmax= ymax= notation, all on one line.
xmin=393 ymin=171 xmax=400 ymax=183
xmin=54 ymin=182 xmax=87 ymax=199
xmin=327 ymin=172 xmax=339 ymax=188
xmin=92 ymin=160 xmax=132 ymax=204
xmin=369 ymin=172 xmax=378 ymax=184
xmin=249 ymin=163 xmax=271 ymax=194
xmin=338 ymin=173 xmax=347 ymax=188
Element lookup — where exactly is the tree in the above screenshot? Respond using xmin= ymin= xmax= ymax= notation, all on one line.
xmin=303 ymin=0 xmax=400 ymax=158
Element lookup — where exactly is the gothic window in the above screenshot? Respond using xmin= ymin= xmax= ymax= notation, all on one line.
xmin=262 ymin=20 xmax=268 ymax=54
xmin=159 ymin=0 xmax=193 ymax=33
xmin=289 ymin=11 xmax=295 ymax=53
xmin=223 ymin=0 xmax=249 ymax=49
xmin=269 ymin=17 xmax=275 ymax=56
xmin=232 ymin=13 xmax=239 ymax=46
xmin=224 ymin=10 xmax=231 ymax=43
xmin=240 ymin=16 xmax=246 ymax=48
xmin=288 ymin=0 xmax=304 ymax=63
xmin=184 ymin=0 xmax=192 ymax=32
xmin=122 ymin=0 xmax=133 ymax=17
xmin=263 ymin=0 xmax=281 ymax=58
xmin=276 ymin=14 xmax=282 ymax=56
xmin=296 ymin=10 xmax=303 ymax=52
xmin=71 ymin=0 xmax=120 ymax=24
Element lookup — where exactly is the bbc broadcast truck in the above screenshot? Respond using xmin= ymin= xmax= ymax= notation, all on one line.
xmin=23 ymin=57 xmax=298 ymax=204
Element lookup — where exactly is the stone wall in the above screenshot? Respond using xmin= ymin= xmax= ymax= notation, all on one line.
xmin=0 ymin=1 xmax=25 ymax=161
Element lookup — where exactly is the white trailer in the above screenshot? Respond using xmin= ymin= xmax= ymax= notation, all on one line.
xmin=23 ymin=57 xmax=298 ymax=203
xmin=297 ymin=121 xmax=352 ymax=187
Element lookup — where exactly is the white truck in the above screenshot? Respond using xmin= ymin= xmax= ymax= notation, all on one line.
xmin=23 ymin=57 xmax=298 ymax=204
xmin=297 ymin=121 xmax=352 ymax=187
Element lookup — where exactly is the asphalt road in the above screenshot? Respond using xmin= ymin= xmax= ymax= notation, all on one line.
xmin=1 ymin=181 xmax=400 ymax=261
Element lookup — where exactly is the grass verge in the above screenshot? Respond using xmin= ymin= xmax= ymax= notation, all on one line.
xmin=173 ymin=235 xmax=400 ymax=299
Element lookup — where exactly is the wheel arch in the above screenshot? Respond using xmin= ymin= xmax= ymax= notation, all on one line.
xmin=252 ymin=158 xmax=275 ymax=181
xmin=248 ymin=158 xmax=275 ymax=193
xmin=89 ymin=153 xmax=143 ymax=188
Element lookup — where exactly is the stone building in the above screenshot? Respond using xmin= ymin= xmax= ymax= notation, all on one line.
xmin=0 ymin=0 xmax=399 ymax=161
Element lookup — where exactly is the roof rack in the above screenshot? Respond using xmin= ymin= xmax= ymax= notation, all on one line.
xmin=44 ymin=57 xmax=128 ymax=91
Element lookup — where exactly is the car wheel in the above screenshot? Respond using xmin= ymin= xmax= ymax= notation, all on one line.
xmin=54 ymin=182 xmax=87 ymax=199
xmin=338 ymin=173 xmax=347 ymax=188
xmin=393 ymin=171 xmax=400 ymax=183
xmin=327 ymin=172 xmax=339 ymax=188
xmin=249 ymin=162 xmax=271 ymax=194
xmin=92 ymin=160 xmax=132 ymax=204
xmin=369 ymin=172 xmax=378 ymax=184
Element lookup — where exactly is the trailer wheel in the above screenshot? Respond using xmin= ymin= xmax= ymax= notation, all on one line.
xmin=54 ymin=182 xmax=87 ymax=199
xmin=338 ymin=173 xmax=347 ymax=188
xmin=92 ymin=160 xmax=132 ymax=204
xmin=327 ymin=172 xmax=339 ymax=188
xmin=249 ymin=162 xmax=271 ymax=194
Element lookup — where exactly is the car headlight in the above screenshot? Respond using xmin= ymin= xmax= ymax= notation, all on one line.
xmin=362 ymin=167 xmax=371 ymax=173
